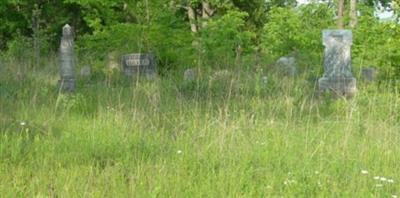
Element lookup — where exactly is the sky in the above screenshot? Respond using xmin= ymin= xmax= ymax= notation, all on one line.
xmin=296 ymin=0 xmax=395 ymax=20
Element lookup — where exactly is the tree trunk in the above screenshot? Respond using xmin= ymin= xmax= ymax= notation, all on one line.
xmin=337 ymin=0 xmax=345 ymax=29
xmin=187 ymin=6 xmax=198 ymax=33
xmin=32 ymin=4 xmax=41 ymax=68
xmin=201 ymin=1 xmax=214 ymax=28
xmin=349 ymin=0 xmax=358 ymax=28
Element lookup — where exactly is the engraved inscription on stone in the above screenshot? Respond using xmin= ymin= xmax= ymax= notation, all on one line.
xmin=125 ymin=59 xmax=150 ymax=67
xmin=121 ymin=53 xmax=156 ymax=77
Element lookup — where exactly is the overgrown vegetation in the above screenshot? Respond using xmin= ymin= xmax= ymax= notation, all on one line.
xmin=0 ymin=0 xmax=399 ymax=196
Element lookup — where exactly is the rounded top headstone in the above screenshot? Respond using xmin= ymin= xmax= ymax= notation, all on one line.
xmin=63 ymin=24 xmax=73 ymax=36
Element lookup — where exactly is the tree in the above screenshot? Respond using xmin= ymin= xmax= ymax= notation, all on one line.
xmin=337 ymin=0 xmax=345 ymax=28
xmin=350 ymin=0 xmax=358 ymax=28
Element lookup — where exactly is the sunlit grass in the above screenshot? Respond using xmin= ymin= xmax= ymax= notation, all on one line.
xmin=0 ymin=62 xmax=399 ymax=197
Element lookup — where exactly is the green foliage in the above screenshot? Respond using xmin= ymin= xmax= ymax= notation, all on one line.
xmin=199 ymin=10 xmax=256 ymax=68
xmin=261 ymin=5 xmax=335 ymax=64
xmin=353 ymin=10 xmax=400 ymax=78
xmin=77 ymin=21 xmax=194 ymax=72
xmin=1 ymin=61 xmax=400 ymax=196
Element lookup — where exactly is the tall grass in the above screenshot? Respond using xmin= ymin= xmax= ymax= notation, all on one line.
xmin=0 ymin=60 xmax=399 ymax=197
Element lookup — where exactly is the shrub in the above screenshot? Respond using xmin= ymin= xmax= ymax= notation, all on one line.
xmin=261 ymin=5 xmax=335 ymax=68
xmin=198 ymin=10 xmax=256 ymax=69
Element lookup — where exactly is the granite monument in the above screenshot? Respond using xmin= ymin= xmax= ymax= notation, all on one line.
xmin=318 ymin=30 xmax=356 ymax=97
xmin=121 ymin=53 xmax=156 ymax=78
xmin=59 ymin=24 xmax=76 ymax=91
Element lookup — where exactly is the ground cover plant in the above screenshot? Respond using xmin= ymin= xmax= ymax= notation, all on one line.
xmin=0 ymin=63 xmax=399 ymax=196
xmin=1 ymin=0 xmax=400 ymax=197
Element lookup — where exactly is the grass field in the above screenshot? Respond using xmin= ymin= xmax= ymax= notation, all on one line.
xmin=0 ymin=62 xmax=399 ymax=197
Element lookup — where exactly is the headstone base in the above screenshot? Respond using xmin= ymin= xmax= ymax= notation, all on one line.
xmin=318 ymin=76 xmax=356 ymax=97
xmin=58 ymin=78 xmax=76 ymax=92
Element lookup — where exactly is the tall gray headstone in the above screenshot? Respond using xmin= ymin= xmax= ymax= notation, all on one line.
xmin=59 ymin=24 xmax=76 ymax=91
xmin=318 ymin=30 xmax=356 ymax=97
xmin=121 ymin=53 xmax=156 ymax=79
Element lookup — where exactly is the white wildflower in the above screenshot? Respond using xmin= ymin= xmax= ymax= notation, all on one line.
xmin=361 ymin=170 xmax=368 ymax=175
xmin=392 ymin=195 xmax=398 ymax=198
xmin=20 ymin=122 xmax=26 ymax=126
xmin=380 ymin=177 xmax=387 ymax=182
xmin=177 ymin=150 xmax=182 ymax=154
xmin=373 ymin=176 xmax=380 ymax=180
xmin=388 ymin=179 xmax=394 ymax=183
xmin=284 ymin=181 xmax=288 ymax=185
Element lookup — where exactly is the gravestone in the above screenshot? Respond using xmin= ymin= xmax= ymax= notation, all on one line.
xmin=318 ymin=30 xmax=356 ymax=97
xmin=361 ymin=67 xmax=377 ymax=82
xmin=107 ymin=52 xmax=119 ymax=70
xmin=276 ymin=56 xmax=298 ymax=77
xmin=58 ymin=24 xmax=76 ymax=91
xmin=121 ymin=53 xmax=156 ymax=78
xmin=184 ymin=68 xmax=197 ymax=81
xmin=80 ymin=65 xmax=91 ymax=77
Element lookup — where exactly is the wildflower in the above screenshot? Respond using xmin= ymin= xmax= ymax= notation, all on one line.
xmin=388 ymin=179 xmax=394 ymax=183
xmin=20 ymin=122 xmax=26 ymax=126
xmin=373 ymin=176 xmax=380 ymax=180
xmin=392 ymin=195 xmax=398 ymax=198
xmin=283 ymin=179 xmax=296 ymax=186
xmin=380 ymin=177 xmax=387 ymax=182
xmin=315 ymin=171 xmax=320 ymax=175
xmin=261 ymin=76 xmax=268 ymax=84
xmin=361 ymin=170 xmax=368 ymax=175
xmin=177 ymin=150 xmax=182 ymax=154
xmin=284 ymin=181 xmax=288 ymax=185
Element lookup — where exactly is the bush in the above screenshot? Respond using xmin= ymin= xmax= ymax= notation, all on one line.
xmin=261 ymin=5 xmax=335 ymax=68
xmin=353 ymin=8 xmax=400 ymax=79
xmin=198 ymin=10 xmax=256 ymax=69
xmin=77 ymin=18 xmax=195 ymax=74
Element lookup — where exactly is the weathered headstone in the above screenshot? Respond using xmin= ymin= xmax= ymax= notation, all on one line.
xmin=276 ymin=56 xmax=298 ymax=77
xmin=107 ymin=52 xmax=119 ymax=71
xmin=58 ymin=24 xmax=76 ymax=91
xmin=121 ymin=53 xmax=156 ymax=78
xmin=361 ymin=67 xmax=377 ymax=82
xmin=80 ymin=65 xmax=91 ymax=77
xmin=184 ymin=68 xmax=197 ymax=81
xmin=318 ymin=30 xmax=356 ymax=97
